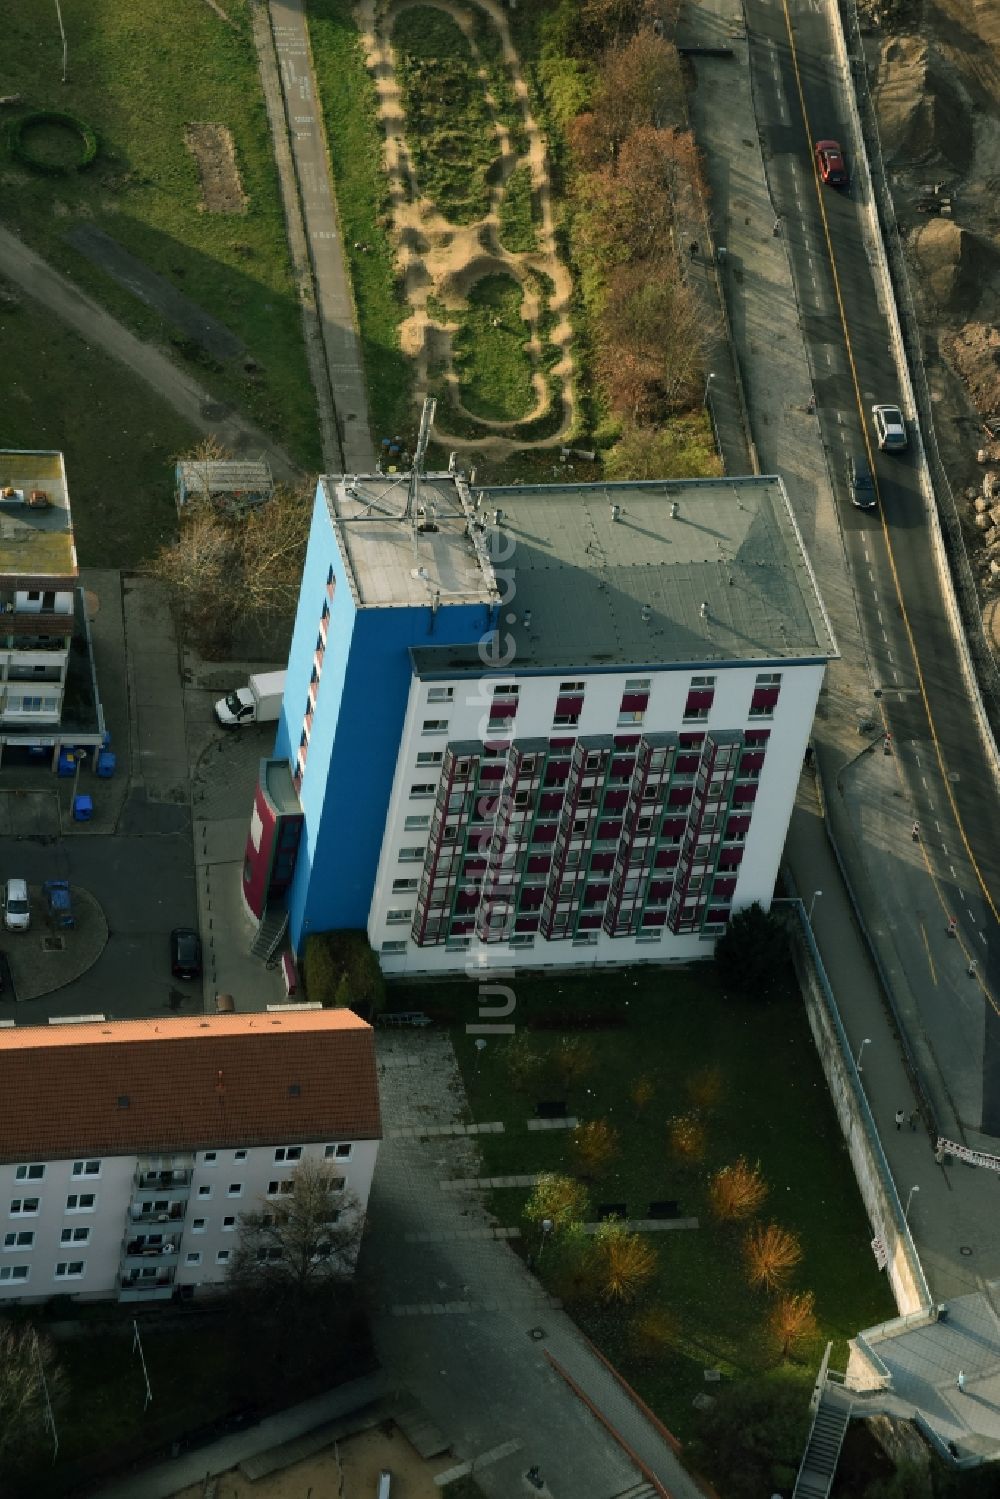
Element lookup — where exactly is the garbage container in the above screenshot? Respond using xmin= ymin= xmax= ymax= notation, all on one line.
xmin=72 ymin=794 xmax=93 ymax=822
xmin=57 ymin=748 xmax=79 ymax=777
xmin=96 ymin=749 xmax=117 ymax=778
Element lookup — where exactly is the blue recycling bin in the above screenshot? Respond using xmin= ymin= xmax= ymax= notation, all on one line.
xmin=57 ymin=748 xmax=79 ymax=777
xmin=72 ymin=794 xmax=93 ymax=822
xmin=96 ymin=749 xmax=117 ymax=778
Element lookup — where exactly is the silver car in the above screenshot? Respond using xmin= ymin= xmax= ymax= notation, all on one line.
xmin=872 ymin=404 xmax=907 ymax=452
xmin=4 ymin=879 xmax=30 ymax=932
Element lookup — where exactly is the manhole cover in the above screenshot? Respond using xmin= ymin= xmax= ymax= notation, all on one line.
xmin=42 ymin=936 xmax=65 ymax=952
xmin=528 ymin=1327 xmax=545 ymax=1341
xmin=960 ymin=1245 xmax=973 ymax=1256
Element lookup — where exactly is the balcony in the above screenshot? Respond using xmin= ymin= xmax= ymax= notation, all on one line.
xmin=118 ymin=1266 xmax=177 ymax=1302
xmin=121 ymin=1232 xmax=182 ymax=1270
xmin=134 ymin=1166 xmax=192 ymax=1192
xmin=129 ymin=1200 xmax=188 ymax=1225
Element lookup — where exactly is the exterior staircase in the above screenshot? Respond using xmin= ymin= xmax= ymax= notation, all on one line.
xmin=251 ymin=904 xmax=288 ymax=962
xmin=612 ymin=1485 xmax=658 ymax=1499
xmin=793 ymin=1383 xmax=853 ymax=1499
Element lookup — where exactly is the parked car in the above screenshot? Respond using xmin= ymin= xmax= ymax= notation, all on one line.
xmin=847 ymin=453 xmax=877 ymax=509
xmin=43 ymin=880 xmax=75 ymax=929
xmin=815 ymin=139 xmax=848 ymax=188
xmin=3 ymin=879 xmax=30 ymax=933
xmin=170 ymin=928 xmax=203 ymax=980
xmin=872 ymin=403 xmax=908 ymax=451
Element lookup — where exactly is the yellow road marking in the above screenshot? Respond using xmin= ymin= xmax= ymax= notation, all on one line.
xmin=920 ymin=921 xmax=937 ymax=985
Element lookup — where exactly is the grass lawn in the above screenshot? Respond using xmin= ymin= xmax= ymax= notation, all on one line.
xmin=308 ymin=0 xmax=412 ymax=443
xmin=1 ymin=0 xmax=319 ymax=472
xmin=391 ymin=7 xmax=499 ymax=225
xmin=0 ymin=296 xmax=196 ymax=568
xmin=453 ymin=275 xmax=536 ymax=421
xmin=392 ymin=964 xmax=895 ymax=1443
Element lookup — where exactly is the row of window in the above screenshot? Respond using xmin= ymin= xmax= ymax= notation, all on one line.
xmin=13 ymin=1160 xmax=100 ymax=1182
xmin=4 ymin=1226 xmax=89 ymax=1250
xmin=0 ymin=1249 xmax=235 ymax=1287
xmin=9 ymin=1144 xmax=353 ymax=1184
xmin=9 ymin=1194 xmax=96 ymax=1217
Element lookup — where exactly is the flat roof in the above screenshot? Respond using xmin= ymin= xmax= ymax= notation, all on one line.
xmin=412 ymin=477 xmax=838 ymax=672
xmin=0 ymin=450 xmax=76 ymax=579
xmin=323 ymin=471 xmax=498 ymax=609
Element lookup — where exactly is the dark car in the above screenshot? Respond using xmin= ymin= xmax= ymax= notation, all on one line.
xmin=170 ymin=927 xmax=203 ymax=981
xmin=847 ymin=453 xmax=877 ymax=509
xmin=815 ymin=139 xmax=848 ymax=188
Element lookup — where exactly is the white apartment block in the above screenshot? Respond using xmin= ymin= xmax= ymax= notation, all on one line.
xmin=0 ymin=1010 xmax=380 ymax=1304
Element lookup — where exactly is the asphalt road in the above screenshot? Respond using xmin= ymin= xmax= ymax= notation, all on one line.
xmin=746 ymin=0 xmax=1000 ymax=1132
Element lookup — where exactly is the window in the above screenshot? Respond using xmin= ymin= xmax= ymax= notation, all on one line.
xmin=386 ymin=908 xmax=413 ymax=924
xmin=234 ymin=1150 xmax=247 ymax=1162
xmin=185 ymin=1251 xmax=202 ymax=1266
xmin=422 ymin=719 xmax=449 ymax=734
xmin=625 ymin=678 xmax=651 ymax=690
xmin=3 ymin=1231 xmax=33 ymax=1249
xmin=54 ymin=1261 xmax=85 ymax=1280
xmin=416 ymin=750 xmax=444 ymax=766
xmin=560 ymin=681 xmax=585 ymax=692
xmin=216 ymin=1249 xmax=231 ymax=1265
xmin=404 ymin=815 xmax=430 ymax=832
xmin=392 ymin=878 xmax=419 ymax=893
xmin=427 ymin=687 xmax=453 ymax=702
xmin=410 ymin=783 xmax=436 ymax=797
xmin=202 ymin=1152 xmax=217 ymax=1166
xmin=65 ymin=1194 xmax=95 ymax=1213
xmin=71 ymin=1159 xmax=101 ymax=1178
xmin=14 ymin=1164 xmax=44 ymax=1182
xmin=60 ymin=1227 xmax=89 ymax=1245
xmin=197 ymin=1185 xmax=212 ymax=1199
xmin=222 ymin=1216 xmax=236 ymax=1232
xmin=325 ymin=1144 xmax=353 ymax=1161
xmin=0 ymin=1266 xmax=29 ymax=1283
xmin=381 ymin=940 xmax=407 ymax=954
xmin=273 ymin=1147 xmax=302 ymax=1163
xmin=192 ymin=1218 xmax=207 ymax=1234
xmin=227 ymin=1183 xmax=244 ymax=1198
xmin=399 ymin=845 xmax=426 ymax=862
xmin=267 ymin=1180 xmax=294 ymax=1197
xmin=10 ymin=1199 xmax=39 ymax=1217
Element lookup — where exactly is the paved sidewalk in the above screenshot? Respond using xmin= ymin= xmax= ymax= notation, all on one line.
xmin=362 ymin=1032 xmax=705 ymax=1499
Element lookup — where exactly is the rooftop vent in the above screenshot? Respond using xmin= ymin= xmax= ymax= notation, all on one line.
xmin=641 ymin=604 xmax=652 ymax=623
xmin=117 ymin=1095 xmax=130 ymax=1109
xmin=700 ymin=601 xmax=709 ymax=619
xmin=493 ymin=508 xmax=504 ymax=525
xmin=522 ymin=609 xmax=532 ymax=628
xmin=670 ymin=500 xmax=679 ymax=519
xmin=610 ymin=503 xmax=621 ymax=522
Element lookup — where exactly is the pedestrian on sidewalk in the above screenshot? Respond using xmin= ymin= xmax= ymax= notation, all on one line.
xmin=957 ymin=1371 xmax=967 ymax=1393
xmin=895 ymin=1108 xmax=905 ymax=1130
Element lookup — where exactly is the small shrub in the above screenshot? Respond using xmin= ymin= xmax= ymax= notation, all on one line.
xmin=524 ymin=1173 xmax=588 ymax=1233
xmin=593 ymin=1219 xmax=657 ymax=1303
xmin=572 ymin=1118 xmax=620 ymax=1177
xmin=708 ymin=1159 xmax=769 ymax=1223
xmin=687 ymin=1064 xmax=724 ymax=1114
xmin=666 ymin=1111 xmax=706 ymax=1167
xmin=768 ymin=1290 xmax=819 ymax=1361
xmin=302 ymin=930 xmax=385 ymax=1015
xmin=502 ymin=1032 xmax=545 ymax=1093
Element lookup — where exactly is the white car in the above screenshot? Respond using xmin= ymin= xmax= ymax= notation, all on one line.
xmin=872 ymin=404 xmax=907 ymax=452
xmin=4 ymin=879 xmax=30 ymax=932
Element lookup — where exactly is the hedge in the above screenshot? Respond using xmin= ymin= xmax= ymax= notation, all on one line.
xmin=302 ymin=930 xmax=386 ymax=1017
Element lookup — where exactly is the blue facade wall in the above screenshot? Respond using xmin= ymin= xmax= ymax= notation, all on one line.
xmin=282 ymin=485 xmax=490 ymax=951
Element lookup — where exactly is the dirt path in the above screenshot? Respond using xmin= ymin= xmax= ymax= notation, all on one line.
xmin=356 ymin=0 xmax=576 ymax=454
xmin=0 ymin=223 xmax=300 ymax=480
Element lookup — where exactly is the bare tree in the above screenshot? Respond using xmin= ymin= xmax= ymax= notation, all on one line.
xmin=229 ymin=1158 xmax=363 ymax=1300
xmin=769 ymin=1290 xmax=819 ymax=1360
xmin=0 ymin=1322 xmax=64 ymax=1473
xmin=708 ymin=1158 xmax=769 ymax=1223
xmin=593 ymin=1219 xmax=657 ymax=1303
xmin=743 ymin=1222 xmax=803 ymax=1293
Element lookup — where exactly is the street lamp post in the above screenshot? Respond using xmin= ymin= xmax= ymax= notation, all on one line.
xmin=904 ymin=1185 xmax=920 ymax=1224
xmin=856 ymin=1037 xmax=872 ymax=1073
xmin=807 ymin=890 xmax=823 ymax=923
xmin=703 ymin=371 xmax=716 ymax=408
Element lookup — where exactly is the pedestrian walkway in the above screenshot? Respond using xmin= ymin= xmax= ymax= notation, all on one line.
xmin=362 ymin=1032 xmax=705 ymax=1499
xmin=267 ymin=0 xmax=375 ymax=473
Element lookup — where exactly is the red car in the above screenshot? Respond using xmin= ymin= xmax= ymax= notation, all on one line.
xmin=815 ymin=139 xmax=848 ymax=188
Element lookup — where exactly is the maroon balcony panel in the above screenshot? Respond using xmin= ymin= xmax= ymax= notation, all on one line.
xmin=707 ymin=906 xmax=732 ymax=925
xmin=540 ymin=792 xmax=564 ymax=815
xmin=713 ymin=877 xmax=737 ymax=897
xmin=490 ymin=699 xmax=518 ymax=716
xmin=661 ymin=848 xmax=680 ymax=868
xmin=549 ymin=738 xmax=576 ymax=750
xmin=684 ymin=689 xmax=714 ymax=711
xmin=454 ymin=891 xmax=479 ymax=913
xmin=648 ymin=880 xmax=673 ymax=902
xmin=519 ymin=887 xmax=546 ymax=911
xmin=662 ymin=817 xmax=687 ymax=837
xmin=614 ymin=735 xmax=641 ymax=750
xmin=602 ymin=790 xmax=629 ymax=812
xmin=532 ymin=824 xmax=557 ymax=844
xmin=750 ymin=687 xmax=781 ymax=710
xmin=745 ymin=728 xmax=771 ymax=747
xmin=451 ymin=919 xmax=474 ymax=935
xmin=679 ymin=732 xmax=705 ymax=749
xmin=668 ymin=787 xmax=693 ymax=807
xmin=726 ymin=814 xmax=752 ymax=835
xmin=732 ymin=784 xmax=758 ymax=806
xmin=578 ymin=913 xmax=602 ymax=930
xmin=527 ymin=854 xmax=551 ymax=874
xmin=611 ymin=756 xmax=635 ymax=777
xmin=596 ymin=819 xmax=621 ymax=841
xmin=479 ymin=764 xmax=505 ymax=782
xmin=675 ymin=754 xmax=700 ymax=774
xmin=740 ymin=752 xmax=766 ymax=774
xmin=515 ymin=916 xmax=540 ymax=933
xmin=590 ymin=852 xmax=615 ymax=873
xmin=718 ymin=848 xmax=745 ymax=871
xmin=642 ymin=910 xmax=667 ymax=927
xmin=620 ymin=693 xmax=649 ymax=712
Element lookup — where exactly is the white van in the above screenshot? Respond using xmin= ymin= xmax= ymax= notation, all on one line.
xmin=4 ymin=879 xmax=30 ymax=932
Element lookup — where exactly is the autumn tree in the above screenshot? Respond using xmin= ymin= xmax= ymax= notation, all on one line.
xmin=743 ymin=1222 xmax=802 ymax=1293
xmin=597 ymin=260 xmax=712 ymax=422
xmin=569 ymin=32 xmax=685 ymax=167
xmin=604 ymin=417 xmax=722 ymax=482
xmin=593 ymin=1219 xmax=657 ymax=1303
xmin=0 ymin=1322 xmax=64 ymax=1478
xmin=708 ymin=1158 xmax=768 ymax=1223
xmin=524 ymin=1173 xmax=589 ymax=1234
xmin=576 ymin=127 xmax=703 ymax=269
xmin=572 ymin=1118 xmax=620 ymax=1178
xmin=551 ymin=1035 xmax=597 ymax=1092
xmin=667 ymin=1111 xmax=706 ymax=1169
xmin=769 ymin=1290 xmax=819 ymax=1361
xmin=229 ymin=1158 xmax=363 ymax=1303
xmin=577 ymin=0 xmax=658 ymax=53
xmin=502 ymin=1032 xmax=544 ymax=1094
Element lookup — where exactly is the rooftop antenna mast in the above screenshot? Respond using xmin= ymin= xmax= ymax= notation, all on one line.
xmin=405 ymin=396 xmax=437 ymax=519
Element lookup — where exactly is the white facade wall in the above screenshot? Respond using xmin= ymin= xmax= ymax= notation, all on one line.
xmin=0 ymin=1138 xmax=377 ymax=1303
xmin=369 ymin=659 xmax=825 ymax=974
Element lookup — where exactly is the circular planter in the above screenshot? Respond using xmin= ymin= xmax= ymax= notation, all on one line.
xmin=9 ymin=110 xmax=98 ymax=175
